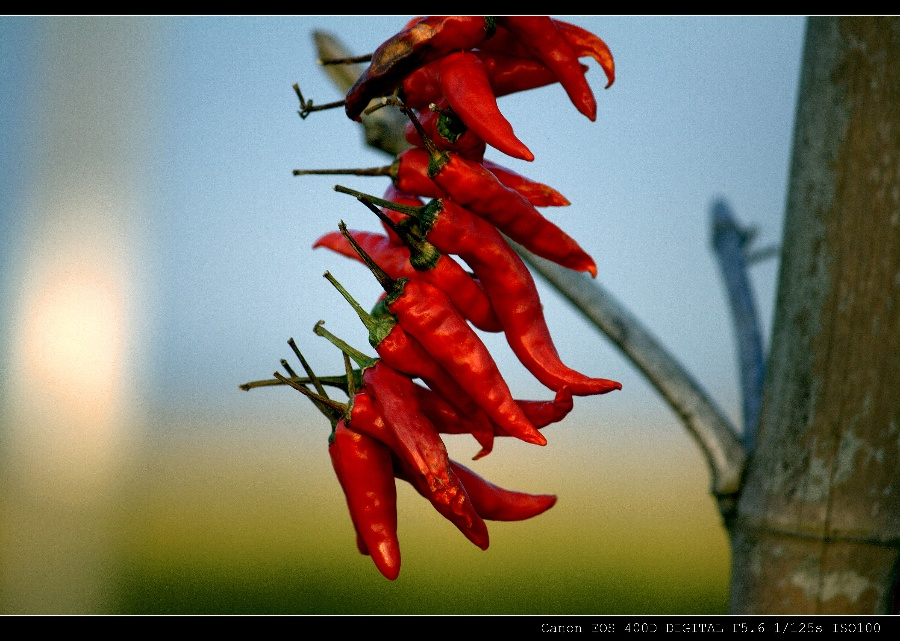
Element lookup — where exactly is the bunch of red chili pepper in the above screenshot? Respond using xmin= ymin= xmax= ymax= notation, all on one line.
xmin=244 ymin=16 xmax=620 ymax=581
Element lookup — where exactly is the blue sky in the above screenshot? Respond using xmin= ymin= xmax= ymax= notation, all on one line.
xmin=1 ymin=15 xmax=806 ymax=438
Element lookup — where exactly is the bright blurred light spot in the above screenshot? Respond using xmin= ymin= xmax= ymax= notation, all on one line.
xmin=21 ymin=264 xmax=125 ymax=424
xmin=5 ymin=232 xmax=133 ymax=500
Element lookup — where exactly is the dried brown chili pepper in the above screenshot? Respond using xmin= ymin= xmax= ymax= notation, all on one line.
xmin=335 ymin=186 xmax=621 ymax=397
xmin=344 ymin=16 xmax=497 ymax=122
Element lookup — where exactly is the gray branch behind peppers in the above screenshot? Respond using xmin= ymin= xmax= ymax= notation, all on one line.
xmin=312 ymin=30 xmax=749 ymax=520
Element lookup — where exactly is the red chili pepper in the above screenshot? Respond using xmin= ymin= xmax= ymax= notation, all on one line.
xmin=434 ymin=50 xmax=534 ymax=161
xmin=480 ymin=158 xmax=571 ymax=208
xmin=277 ymin=352 xmax=489 ymax=550
xmin=477 ymin=18 xmax=615 ymax=91
xmin=335 ymin=187 xmax=621 ymax=396
xmin=315 ymin=284 xmax=497 ymax=455
xmin=552 ymin=19 xmax=615 ymax=89
xmin=401 ymin=49 xmax=585 ymax=109
xmin=390 ymin=451 xmax=490 ymax=550
xmin=406 ymin=122 xmax=596 ymax=276
xmin=447 ymin=460 xmax=557 ymax=521
xmin=344 ymin=16 xmax=497 ymax=121
xmin=342 ymin=381 xmax=490 ymax=550
xmin=415 ymin=383 xmax=574 ymax=437
xmin=495 ymin=16 xmax=597 ymax=121
xmin=329 ymin=419 xmax=401 ymax=580
xmin=332 ymin=222 xmax=546 ymax=446
xmin=393 ymin=454 xmax=555 ymax=522
xmin=403 ymin=101 xmax=487 ymax=162
xmin=314 ymin=228 xmax=502 ymax=333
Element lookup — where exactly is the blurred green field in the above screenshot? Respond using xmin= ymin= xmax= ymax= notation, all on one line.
xmin=99 ymin=411 xmax=731 ymax=614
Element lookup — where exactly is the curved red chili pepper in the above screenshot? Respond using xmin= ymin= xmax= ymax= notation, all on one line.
xmin=553 ymin=19 xmax=615 ymax=89
xmin=495 ymin=16 xmax=597 ymax=121
xmin=420 ymin=144 xmax=597 ymax=277
xmin=336 ymin=188 xmax=621 ymax=396
xmin=316 ymin=281 xmax=497 ymax=454
xmin=401 ymin=49 xmax=584 ymax=109
xmin=344 ymin=16 xmax=497 ymax=121
xmin=330 ymin=419 xmax=401 ymax=580
xmin=481 ymin=158 xmax=571 ymax=208
xmin=448 ymin=460 xmax=557 ymax=522
xmin=403 ymin=101 xmax=487 ymax=162
xmin=435 ymin=50 xmax=534 ymax=161
xmin=313 ymin=229 xmax=502 ymax=333
xmin=360 ymin=363 xmax=458 ymax=504
xmin=415 ymin=383 xmax=574 ymax=436
xmin=394 ymin=455 xmax=555 ymax=522
xmin=342 ymin=382 xmax=490 ymax=550
xmin=391 ymin=451 xmax=490 ymax=550
xmin=333 ymin=223 xmax=546 ymax=446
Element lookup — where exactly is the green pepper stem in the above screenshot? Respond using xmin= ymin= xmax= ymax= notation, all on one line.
xmin=239 ymin=374 xmax=350 ymax=393
xmin=359 ymin=198 xmax=442 ymax=272
xmin=293 ymin=165 xmax=393 ymax=177
xmin=312 ymin=320 xmax=377 ymax=370
xmin=287 ymin=337 xmax=330 ymax=400
xmin=334 ymin=184 xmax=423 ymax=217
xmin=322 ymin=267 xmax=397 ymax=348
xmin=336 ymin=221 xmax=395 ymax=293
xmin=273 ymin=371 xmax=346 ymax=429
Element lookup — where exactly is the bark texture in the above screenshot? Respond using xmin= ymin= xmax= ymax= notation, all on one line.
xmin=729 ymin=17 xmax=900 ymax=614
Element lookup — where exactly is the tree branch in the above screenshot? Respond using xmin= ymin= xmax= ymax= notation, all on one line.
xmin=511 ymin=241 xmax=748 ymax=511
xmin=710 ymin=198 xmax=767 ymax=451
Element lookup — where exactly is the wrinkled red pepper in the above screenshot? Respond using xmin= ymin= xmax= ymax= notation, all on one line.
xmin=314 ymin=227 xmax=502 ymax=333
xmin=335 ymin=187 xmax=621 ymax=397
xmin=333 ymin=221 xmax=546 ymax=446
xmin=403 ymin=101 xmax=487 ymax=162
xmin=494 ymin=17 xmax=597 ymax=121
xmin=344 ymin=16 xmax=497 ymax=121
